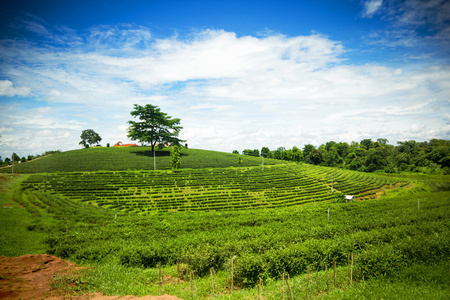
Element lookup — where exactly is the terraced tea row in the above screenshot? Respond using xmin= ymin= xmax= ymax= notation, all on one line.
xmin=22 ymin=164 xmax=405 ymax=213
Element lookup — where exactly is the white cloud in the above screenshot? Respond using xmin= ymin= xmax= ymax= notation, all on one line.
xmin=362 ymin=0 xmax=383 ymax=18
xmin=0 ymin=80 xmax=31 ymax=97
xmin=48 ymin=89 xmax=61 ymax=99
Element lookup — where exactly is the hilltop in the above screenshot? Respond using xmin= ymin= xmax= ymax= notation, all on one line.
xmin=1 ymin=147 xmax=282 ymax=173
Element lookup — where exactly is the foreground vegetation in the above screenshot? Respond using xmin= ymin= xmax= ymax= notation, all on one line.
xmin=1 ymin=169 xmax=449 ymax=299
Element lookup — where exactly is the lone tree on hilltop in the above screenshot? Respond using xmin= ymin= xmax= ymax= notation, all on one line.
xmin=127 ymin=104 xmax=184 ymax=153
xmin=79 ymin=129 xmax=102 ymax=148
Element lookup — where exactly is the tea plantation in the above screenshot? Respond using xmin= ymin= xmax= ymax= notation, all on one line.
xmin=1 ymin=147 xmax=449 ymax=299
xmin=22 ymin=164 xmax=404 ymax=214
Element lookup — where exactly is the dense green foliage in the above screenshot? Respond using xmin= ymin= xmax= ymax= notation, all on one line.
xmin=1 ymin=147 xmax=282 ymax=173
xmin=170 ymin=145 xmax=181 ymax=169
xmin=127 ymin=104 xmax=184 ymax=153
xmin=304 ymin=138 xmax=450 ymax=174
xmin=79 ymin=129 xmax=102 ymax=148
xmin=243 ymin=138 xmax=450 ymax=174
xmin=21 ymin=164 xmax=405 ymax=213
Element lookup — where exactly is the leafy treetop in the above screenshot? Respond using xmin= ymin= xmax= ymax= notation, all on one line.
xmin=79 ymin=129 xmax=102 ymax=148
xmin=127 ymin=104 xmax=184 ymax=152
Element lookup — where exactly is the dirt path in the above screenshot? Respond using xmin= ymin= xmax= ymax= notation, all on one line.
xmin=0 ymin=254 xmax=182 ymax=300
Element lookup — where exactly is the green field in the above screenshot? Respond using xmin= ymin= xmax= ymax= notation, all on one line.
xmin=1 ymin=147 xmax=281 ymax=173
xmin=21 ymin=164 xmax=405 ymax=214
xmin=1 ymin=148 xmax=449 ymax=299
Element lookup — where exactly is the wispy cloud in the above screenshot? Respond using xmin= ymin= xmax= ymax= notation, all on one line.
xmin=361 ymin=0 xmax=383 ymax=18
xmin=386 ymin=0 xmax=450 ymax=28
xmin=362 ymin=0 xmax=450 ymax=52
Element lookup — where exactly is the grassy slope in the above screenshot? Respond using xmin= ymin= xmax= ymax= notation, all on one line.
xmin=0 ymin=175 xmax=47 ymax=256
xmin=1 ymin=147 xmax=282 ymax=173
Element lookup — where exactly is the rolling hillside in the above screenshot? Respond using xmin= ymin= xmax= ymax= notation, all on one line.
xmin=2 ymin=147 xmax=281 ymax=173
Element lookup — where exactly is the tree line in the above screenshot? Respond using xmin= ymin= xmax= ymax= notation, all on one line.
xmin=237 ymin=138 xmax=450 ymax=174
xmin=0 ymin=150 xmax=61 ymax=167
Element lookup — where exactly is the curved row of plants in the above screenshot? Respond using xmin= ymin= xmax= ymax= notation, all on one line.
xmin=15 ymin=180 xmax=449 ymax=287
xmin=22 ymin=164 xmax=405 ymax=214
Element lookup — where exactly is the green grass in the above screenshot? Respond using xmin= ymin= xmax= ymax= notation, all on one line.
xmin=319 ymin=261 xmax=450 ymax=300
xmin=2 ymin=147 xmax=282 ymax=173
xmin=0 ymin=174 xmax=47 ymax=256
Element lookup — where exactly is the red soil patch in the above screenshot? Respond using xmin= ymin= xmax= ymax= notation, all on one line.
xmin=0 ymin=254 xmax=182 ymax=300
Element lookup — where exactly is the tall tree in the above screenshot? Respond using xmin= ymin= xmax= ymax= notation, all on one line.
xmin=127 ymin=104 xmax=184 ymax=153
xmin=79 ymin=129 xmax=102 ymax=148
xmin=274 ymin=147 xmax=286 ymax=160
xmin=261 ymin=147 xmax=270 ymax=158
xmin=290 ymin=146 xmax=303 ymax=162
xmin=308 ymin=148 xmax=323 ymax=165
xmin=360 ymin=138 xmax=374 ymax=150
xmin=12 ymin=152 xmax=20 ymax=162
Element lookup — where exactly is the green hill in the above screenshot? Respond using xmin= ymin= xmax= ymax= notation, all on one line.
xmin=2 ymin=147 xmax=281 ymax=173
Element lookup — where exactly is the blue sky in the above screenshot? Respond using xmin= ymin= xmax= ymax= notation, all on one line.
xmin=1 ymin=0 xmax=449 ymax=159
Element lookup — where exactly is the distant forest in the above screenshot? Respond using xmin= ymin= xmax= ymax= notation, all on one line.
xmin=240 ymin=138 xmax=450 ymax=175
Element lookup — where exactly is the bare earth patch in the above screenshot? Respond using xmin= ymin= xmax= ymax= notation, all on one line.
xmin=0 ymin=254 xmax=182 ymax=300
